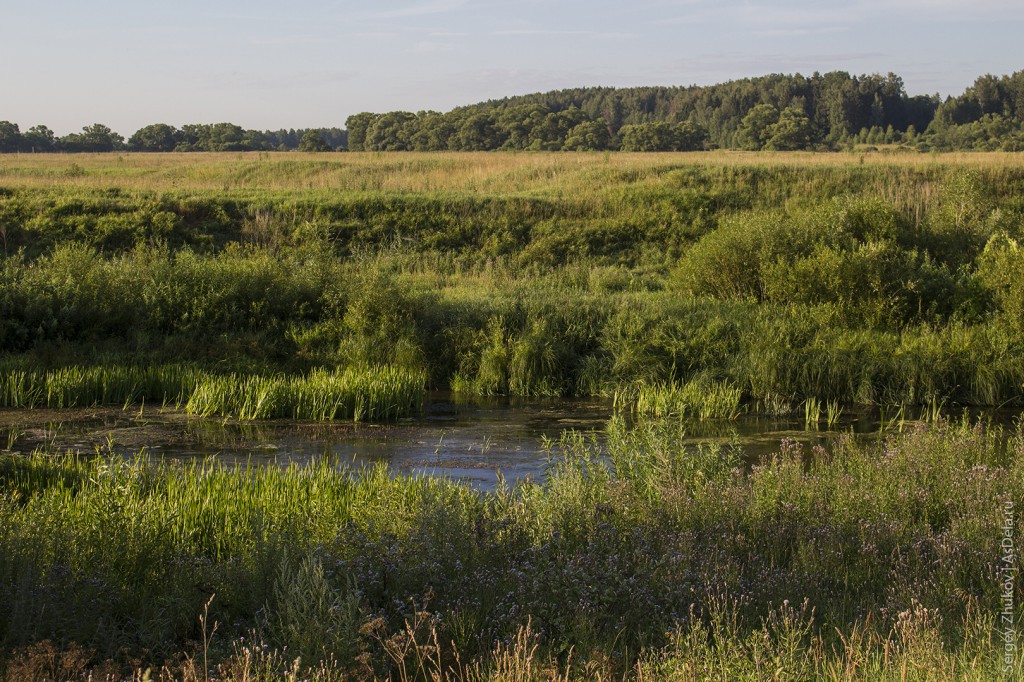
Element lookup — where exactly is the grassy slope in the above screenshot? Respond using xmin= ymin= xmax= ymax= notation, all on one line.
xmin=3 ymin=151 xmax=1024 ymax=411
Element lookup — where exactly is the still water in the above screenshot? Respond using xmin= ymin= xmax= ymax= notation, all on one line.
xmin=0 ymin=393 xmax=1014 ymax=490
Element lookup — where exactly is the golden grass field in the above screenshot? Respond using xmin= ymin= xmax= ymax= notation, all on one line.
xmin=1 ymin=149 xmax=1022 ymax=194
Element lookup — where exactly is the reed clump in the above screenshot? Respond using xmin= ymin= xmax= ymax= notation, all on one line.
xmin=185 ymin=366 xmax=425 ymax=421
xmin=613 ymin=378 xmax=744 ymax=420
xmin=0 ymin=364 xmax=425 ymax=421
xmin=0 ymin=364 xmax=202 ymax=408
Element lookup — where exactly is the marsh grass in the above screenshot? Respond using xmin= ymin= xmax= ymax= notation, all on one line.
xmin=613 ymin=379 xmax=743 ymax=421
xmin=0 ymin=365 xmax=202 ymax=408
xmin=2 ymin=151 xmax=1023 ymax=194
xmin=825 ymin=399 xmax=843 ymax=428
xmin=0 ymin=364 xmax=425 ymax=421
xmin=4 ymin=244 xmax=1024 ymax=410
xmin=185 ymin=366 xmax=425 ymax=421
xmin=804 ymin=396 xmax=822 ymax=429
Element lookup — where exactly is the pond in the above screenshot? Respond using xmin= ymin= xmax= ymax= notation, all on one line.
xmin=0 ymin=393 xmax=1017 ymax=489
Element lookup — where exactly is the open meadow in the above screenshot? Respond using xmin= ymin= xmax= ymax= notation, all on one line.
xmin=1 ymin=150 xmax=1023 ymax=680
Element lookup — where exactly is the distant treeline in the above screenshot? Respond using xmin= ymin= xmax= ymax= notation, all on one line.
xmin=2 ymin=70 xmax=1024 ymax=153
xmin=347 ymin=71 xmax=1024 ymax=152
xmin=0 ymin=122 xmax=347 ymax=153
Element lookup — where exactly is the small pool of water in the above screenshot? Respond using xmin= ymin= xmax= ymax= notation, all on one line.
xmin=0 ymin=394 xmax=1019 ymax=489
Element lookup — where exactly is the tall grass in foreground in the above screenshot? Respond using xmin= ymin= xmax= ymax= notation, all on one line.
xmin=0 ymin=417 xmax=1020 ymax=679
xmin=2 ymin=604 xmax=1008 ymax=681
xmin=0 ymin=364 xmax=425 ymax=421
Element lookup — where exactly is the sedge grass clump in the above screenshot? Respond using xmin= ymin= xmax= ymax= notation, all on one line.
xmin=0 ymin=364 xmax=425 ymax=422
xmin=638 ymin=597 xmax=1013 ymax=681
xmin=185 ymin=366 xmax=426 ymax=421
xmin=614 ymin=378 xmax=743 ymax=420
xmin=604 ymin=415 xmax=740 ymax=502
xmin=0 ymin=364 xmax=203 ymax=409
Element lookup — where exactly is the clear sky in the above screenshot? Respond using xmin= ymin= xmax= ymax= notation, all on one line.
xmin=2 ymin=0 xmax=1021 ymax=136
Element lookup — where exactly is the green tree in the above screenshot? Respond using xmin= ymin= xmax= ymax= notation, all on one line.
xmin=84 ymin=123 xmax=125 ymax=151
xmin=562 ymin=120 xmax=611 ymax=151
xmin=973 ymin=74 xmax=1004 ymax=116
xmin=298 ymin=130 xmax=332 ymax=152
xmin=409 ymin=112 xmax=455 ymax=150
xmin=738 ymin=104 xmax=780 ymax=150
xmin=364 ymin=111 xmax=417 ymax=151
xmin=207 ymin=123 xmax=246 ymax=151
xmin=455 ymin=113 xmax=502 ymax=151
xmin=175 ymin=124 xmax=208 ymax=151
xmin=241 ymin=129 xmax=271 ymax=151
xmin=765 ymin=108 xmax=812 ymax=150
xmin=128 ymin=123 xmax=180 ymax=152
xmin=0 ymin=121 xmax=22 ymax=153
xmin=61 ymin=123 xmax=124 ymax=152
xmin=527 ymin=107 xmax=587 ymax=150
xmin=673 ymin=119 xmax=708 ymax=151
xmin=619 ymin=122 xmax=677 ymax=151
xmin=23 ymin=125 xmax=55 ymax=152
xmin=817 ymin=70 xmax=858 ymax=141
xmin=344 ymin=113 xmax=377 ymax=151
xmin=496 ymin=104 xmax=548 ymax=149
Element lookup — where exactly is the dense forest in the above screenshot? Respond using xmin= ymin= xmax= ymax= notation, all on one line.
xmin=347 ymin=71 xmax=1024 ymax=152
xmin=2 ymin=70 xmax=1023 ymax=153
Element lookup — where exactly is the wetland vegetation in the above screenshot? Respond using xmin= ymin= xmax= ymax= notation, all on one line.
xmin=2 ymin=152 xmax=1024 ymax=413
xmin=1 ymin=151 xmax=1023 ymax=679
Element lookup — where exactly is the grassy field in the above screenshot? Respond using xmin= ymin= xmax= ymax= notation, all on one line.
xmin=1 ymin=151 xmax=1024 ymax=679
xmin=3 ymin=150 xmax=1024 ymax=191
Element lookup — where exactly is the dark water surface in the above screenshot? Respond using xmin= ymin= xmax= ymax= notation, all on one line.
xmin=1 ymin=393 xmax=1018 ymax=489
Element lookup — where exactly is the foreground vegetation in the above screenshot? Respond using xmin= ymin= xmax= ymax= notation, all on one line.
xmin=0 ymin=417 xmax=1020 ymax=680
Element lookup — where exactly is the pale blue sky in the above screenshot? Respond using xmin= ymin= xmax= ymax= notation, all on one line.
xmin=2 ymin=0 xmax=1021 ymax=135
